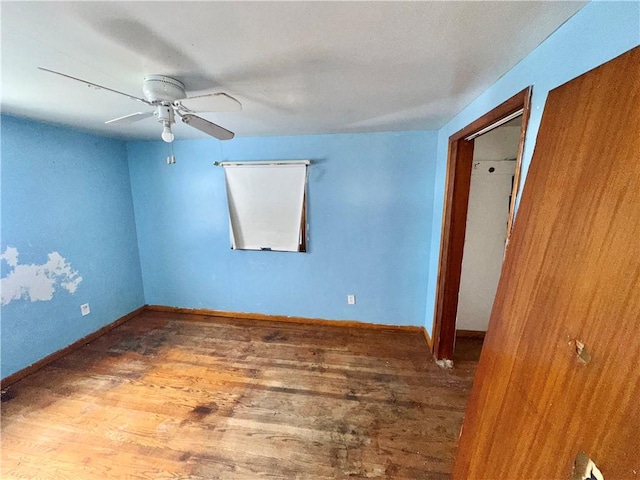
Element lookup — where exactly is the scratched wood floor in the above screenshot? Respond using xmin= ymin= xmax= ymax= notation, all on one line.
xmin=1 ymin=311 xmax=481 ymax=479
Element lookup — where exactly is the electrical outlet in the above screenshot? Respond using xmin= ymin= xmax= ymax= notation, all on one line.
xmin=347 ymin=294 xmax=356 ymax=305
xmin=80 ymin=303 xmax=90 ymax=316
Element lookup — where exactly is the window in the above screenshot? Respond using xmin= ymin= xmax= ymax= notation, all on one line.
xmin=219 ymin=160 xmax=309 ymax=252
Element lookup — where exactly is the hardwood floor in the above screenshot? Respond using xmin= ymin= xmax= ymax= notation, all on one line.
xmin=1 ymin=311 xmax=479 ymax=479
xmin=453 ymin=337 xmax=484 ymax=364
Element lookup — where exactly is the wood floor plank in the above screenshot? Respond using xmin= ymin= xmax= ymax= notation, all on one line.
xmin=1 ymin=311 xmax=479 ymax=479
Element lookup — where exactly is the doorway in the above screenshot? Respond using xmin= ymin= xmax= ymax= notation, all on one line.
xmin=456 ymin=119 xmax=521 ymax=348
xmin=432 ymin=87 xmax=532 ymax=361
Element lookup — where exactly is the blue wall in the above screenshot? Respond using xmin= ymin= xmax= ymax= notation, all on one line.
xmin=424 ymin=1 xmax=640 ymax=335
xmin=1 ymin=115 xmax=145 ymax=378
xmin=128 ymin=131 xmax=437 ymax=326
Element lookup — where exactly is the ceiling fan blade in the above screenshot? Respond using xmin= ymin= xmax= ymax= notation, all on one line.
xmin=105 ymin=112 xmax=154 ymax=125
xmin=180 ymin=92 xmax=242 ymax=113
xmin=181 ymin=114 xmax=234 ymax=141
xmin=38 ymin=67 xmax=151 ymax=105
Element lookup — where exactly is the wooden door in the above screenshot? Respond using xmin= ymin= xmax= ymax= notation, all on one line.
xmin=453 ymin=46 xmax=640 ymax=479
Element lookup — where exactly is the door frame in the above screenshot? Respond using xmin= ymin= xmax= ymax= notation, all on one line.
xmin=432 ymin=87 xmax=532 ymax=360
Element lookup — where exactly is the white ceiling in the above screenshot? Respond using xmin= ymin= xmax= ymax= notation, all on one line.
xmin=1 ymin=1 xmax=585 ymax=141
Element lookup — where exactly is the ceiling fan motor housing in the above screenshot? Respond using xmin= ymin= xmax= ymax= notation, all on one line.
xmin=142 ymin=75 xmax=186 ymax=103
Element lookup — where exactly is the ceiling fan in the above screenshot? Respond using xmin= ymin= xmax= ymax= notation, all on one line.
xmin=38 ymin=67 xmax=241 ymax=142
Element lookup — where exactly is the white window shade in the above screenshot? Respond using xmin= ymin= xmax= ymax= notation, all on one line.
xmin=221 ymin=161 xmax=308 ymax=252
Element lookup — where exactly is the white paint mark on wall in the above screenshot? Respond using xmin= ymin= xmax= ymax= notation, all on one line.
xmin=1 ymin=246 xmax=19 ymax=267
xmin=0 ymin=246 xmax=83 ymax=306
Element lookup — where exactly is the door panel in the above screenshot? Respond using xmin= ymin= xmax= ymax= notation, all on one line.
xmin=453 ymin=46 xmax=640 ymax=479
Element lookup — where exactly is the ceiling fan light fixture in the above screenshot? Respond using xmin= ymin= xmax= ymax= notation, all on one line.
xmin=161 ymin=122 xmax=174 ymax=143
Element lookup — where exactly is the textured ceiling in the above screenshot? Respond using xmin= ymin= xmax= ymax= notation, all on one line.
xmin=1 ymin=1 xmax=585 ymax=141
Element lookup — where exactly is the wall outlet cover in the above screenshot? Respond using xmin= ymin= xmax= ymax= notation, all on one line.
xmin=347 ymin=294 xmax=356 ymax=305
xmin=80 ymin=303 xmax=90 ymax=316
